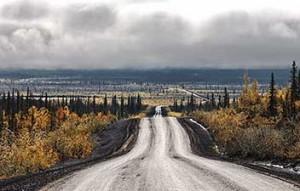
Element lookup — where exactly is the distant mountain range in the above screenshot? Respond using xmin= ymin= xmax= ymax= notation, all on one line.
xmin=0 ymin=69 xmax=290 ymax=85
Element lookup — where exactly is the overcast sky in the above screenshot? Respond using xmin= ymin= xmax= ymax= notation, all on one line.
xmin=0 ymin=0 xmax=299 ymax=69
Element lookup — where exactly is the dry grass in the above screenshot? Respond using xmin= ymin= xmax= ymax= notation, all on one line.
xmin=129 ymin=112 xmax=147 ymax=119
xmin=168 ymin=111 xmax=183 ymax=118
xmin=143 ymin=98 xmax=173 ymax=106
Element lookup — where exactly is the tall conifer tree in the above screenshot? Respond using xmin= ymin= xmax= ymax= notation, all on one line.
xmin=268 ymin=73 xmax=277 ymax=117
xmin=290 ymin=61 xmax=297 ymax=118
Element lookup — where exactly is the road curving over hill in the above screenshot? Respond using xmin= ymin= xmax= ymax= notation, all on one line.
xmin=41 ymin=107 xmax=299 ymax=191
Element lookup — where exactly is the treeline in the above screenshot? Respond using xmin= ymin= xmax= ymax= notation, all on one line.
xmin=0 ymin=89 xmax=143 ymax=132
xmin=172 ymin=60 xmax=300 ymax=118
xmin=171 ymin=88 xmax=231 ymax=113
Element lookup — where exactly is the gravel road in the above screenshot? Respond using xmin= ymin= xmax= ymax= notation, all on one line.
xmin=41 ymin=107 xmax=299 ymax=191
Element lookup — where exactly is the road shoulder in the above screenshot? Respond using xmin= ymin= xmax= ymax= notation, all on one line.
xmin=178 ymin=117 xmax=300 ymax=187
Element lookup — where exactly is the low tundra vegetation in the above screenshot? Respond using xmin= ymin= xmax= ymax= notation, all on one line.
xmin=0 ymin=107 xmax=116 ymax=178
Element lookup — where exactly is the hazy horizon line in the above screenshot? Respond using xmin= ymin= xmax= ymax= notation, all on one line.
xmin=0 ymin=66 xmax=293 ymax=71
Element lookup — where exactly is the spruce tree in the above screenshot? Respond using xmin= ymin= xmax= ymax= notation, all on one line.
xmin=45 ymin=93 xmax=48 ymax=109
xmin=268 ymin=72 xmax=277 ymax=117
xmin=62 ymin=95 xmax=65 ymax=106
xmin=284 ymin=90 xmax=291 ymax=118
xmin=6 ymin=91 xmax=11 ymax=115
xmin=93 ymin=96 xmax=96 ymax=113
xmin=111 ymin=95 xmax=117 ymax=115
xmin=39 ymin=95 xmax=43 ymax=108
xmin=20 ymin=94 xmax=24 ymax=112
xmin=198 ymin=100 xmax=202 ymax=110
xmin=120 ymin=95 xmax=124 ymax=118
xmin=211 ymin=93 xmax=216 ymax=109
xmin=75 ymin=96 xmax=80 ymax=114
xmin=173 ymin=99 xmax=178 ymax=112
xmin=180 ymin=98 xmax=184 ymax=112
xmin=298 ymin=69 xmax=300 ymax=99
xmin=104 ymin=94 xmax=108 ymax=114
xmin=290 ymin=61 xmax=297 ymax=118
xmin=130 ymin=96 xmax=136 ymax=113
xmin=7 ymin=91 xmax=12 ymax=130
xmin=57 ymin=97 xmax=60 ymax=108
xmin=190 ymin=94 xmax=195 ymax=111
xmin=87 ymin=96 xmax=90 ymax=113
xmin=232 ymin=89 xmax=236 ymax=106
xmin=0 ymin=93 xmax=3 ymax=132
xmin=1 ymin=93 xmax=5 ymax=132
xmin=0 ymin=109 xmax=2 ymax=133
xmin=223 ymin=87 xmax=230 ymax=108
xmin=26 ymin=87 xmax=30 ymax=110
xmin=12 ymin=89 xmax=15 ymax=115
xmin=217 ymin=94 xmax=222 ymax=109
xmin=137 ymin=94 xmax=142 ymax=111
xmin=2 ymin=93 xmax=5 ymax=113
xmin=127 ymin=96 xmax=131 ymax=114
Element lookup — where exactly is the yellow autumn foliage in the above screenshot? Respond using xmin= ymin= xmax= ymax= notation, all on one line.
xmin=48 ymin=109 xmax=114 ymax=159
xmin=238 ymin=77 xmax=264 ymax=115
xmin=0 ymin=106 xmax=115 ymax=178
xmin=193 ymin=83 xmax=300 ymax=159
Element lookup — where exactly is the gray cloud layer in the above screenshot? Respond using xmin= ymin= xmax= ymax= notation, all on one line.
xmin=64 ymin=4 xmax=116 ymax=33
xmin=1 ymin=1 xmax=49 ymax=20
xmin=0 ymin=1 xmax=299 ymax=69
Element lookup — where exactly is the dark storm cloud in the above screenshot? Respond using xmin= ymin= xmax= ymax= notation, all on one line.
xmin=129 ymin=13 xmax=189 ymax=42
xmin=118 ymin=13 xmax=195 ymax=68
xmin=63 ymin=5 xmax=116 ymax=33
xmin=1 ymin=0 xmax=49 ymax=20
xmin=0 ymin=22 xmax=20 ymax=36
xmin=0 ymin=2 xmax=300 ymax=69
xmin=113 ymin=12 xmax=300 ymax=69
xmin=196 ymin=12 xmax=300 ymax=68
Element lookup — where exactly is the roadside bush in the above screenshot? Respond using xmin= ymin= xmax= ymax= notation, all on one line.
xmin=288 ymin=142 xmax=300 ymax=159
xmin=49 ymin=109 xmax=116 ymax=159
xmin=192 ymin=109 xmax=287 ymax=160
xmin=8 ymin=134 xmax=59 ymax=176
xmin=50 ymin=111 xmax=93 ymax=159
xmin=234 ymin=127 xmax=285 ymax=159
xmin=0 ymin=124 xmax=59 ymax=177
xmin=194 ymin=109 xmax=246 ymax=154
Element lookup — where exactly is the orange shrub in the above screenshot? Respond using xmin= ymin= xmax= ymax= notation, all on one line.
xmin=193 ymin=109 xmax=288 ymax=159
xmin=0 ymin=126 xmax=58 ymax=177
